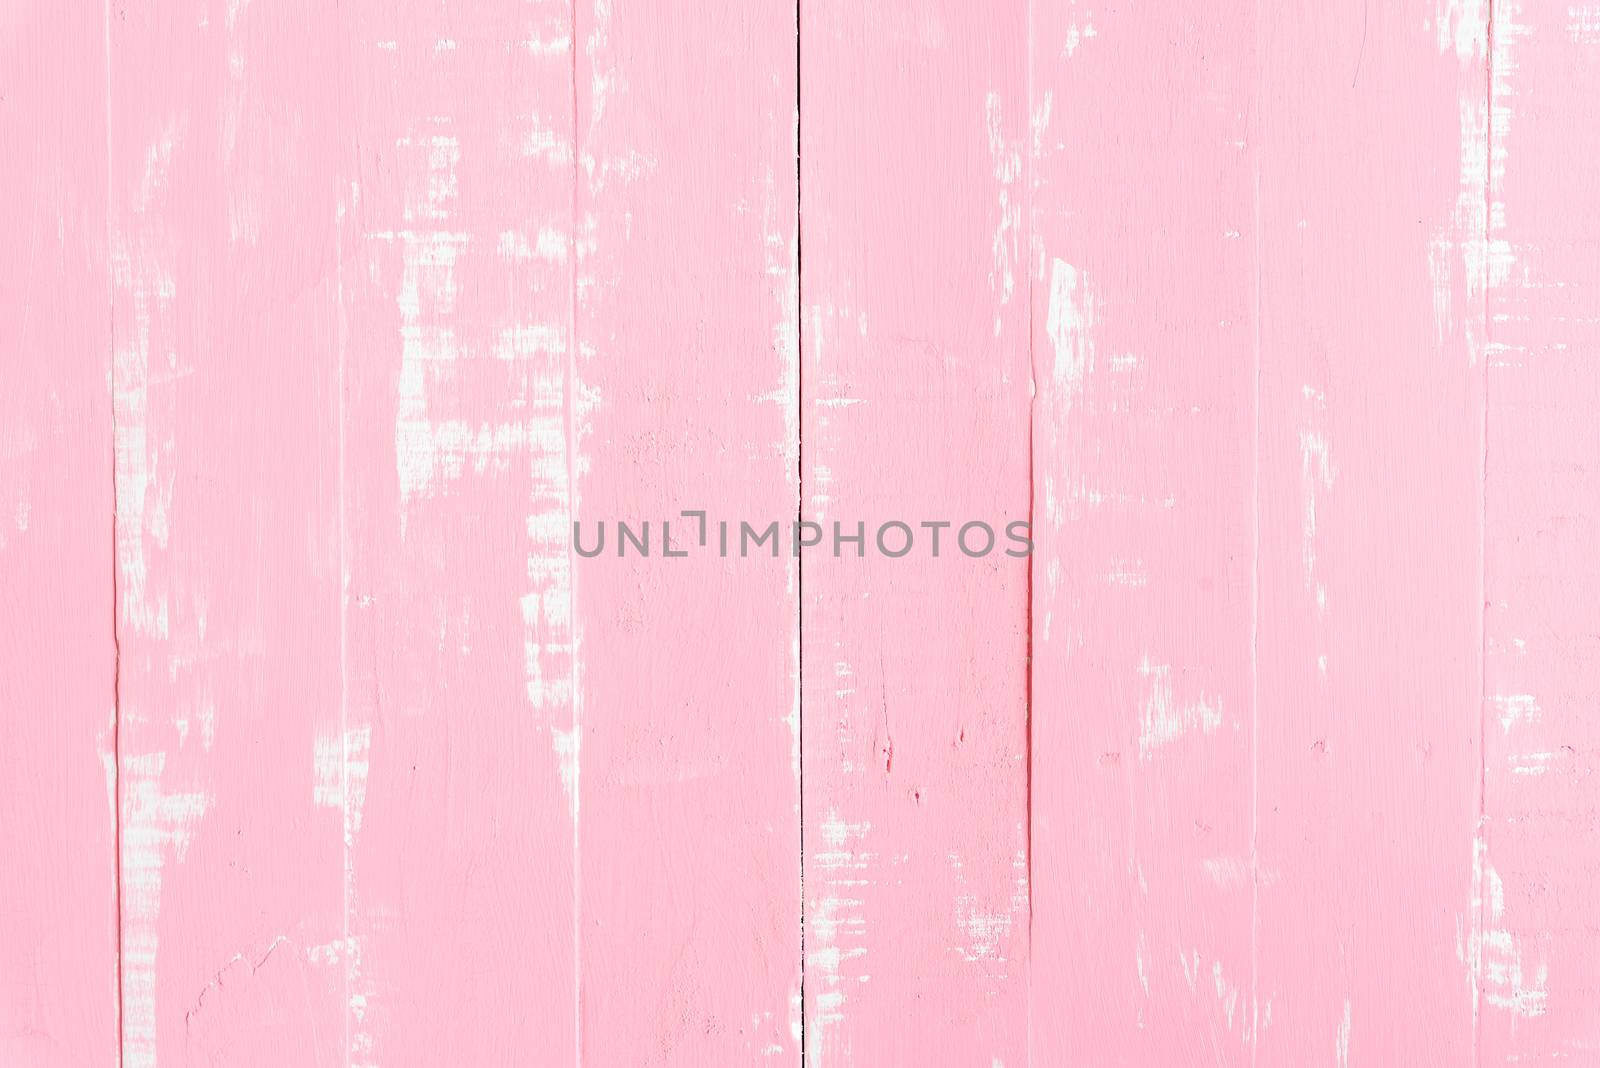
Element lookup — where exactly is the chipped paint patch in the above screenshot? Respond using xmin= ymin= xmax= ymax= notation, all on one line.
xmin=807 ymin=811 xmax=872 ymax=1064
xmin=120 ymin=754 xmax=210 ymax=1068
xmin=1138 ymin=655 xmax=1222 ymax=758
xmin=984 ymin=92 xmax=1023 ymax=336
xmin=1046 ymin=259 xmax=1095 ymax=403
xmin=1473 ymin=850 xmax=1550 ymax=1018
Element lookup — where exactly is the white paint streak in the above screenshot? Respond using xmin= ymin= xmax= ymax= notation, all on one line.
xmin=1473 ymin=846 xmax=1550 ymax=1018
xmin=121 ymin=753 xmax=210 ymax=1068
xmin=760 ymin=105 xmax=803 ymax=793
xmin=1137 ymin=655 xmax=1222 ymax=759
xmin=1572 ymin=4 xmax=1600 ymax=42
xmin=984 ymin=92 xmax=1022 ymax=338
xmin=1061 ymin=14 xmax=1098 ymax=57
xmin=950 ymin=842 xmax=1028 ymax=965
xmin=1299 ymin=387 xmax=1335 ymax=626
xmin=1046 ymin=259 xmax=1094 ymax=404
xmin=497 ymin=227 xmax=569 ymax=264
xmin=111 ymin=241 xmax=175 ymax=640
xmin=1299 ymin=428 xmax=1335 ymax=582
xmin=807 ymin=811 xmax=872 ymax=1066
xmin=1436 ymin=0 xmax=1489 ymax=60
xmin=1489 ymin=692 xmax=1540 ymax=733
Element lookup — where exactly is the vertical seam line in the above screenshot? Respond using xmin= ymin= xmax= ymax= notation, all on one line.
xmin=336 ymin=106 xmax=350 ymax=1068
xmin=1023 ymin=0 xmax=1037 ymax=1063
xmin=1474 ymin=4 xmax=1494 ymax=1065
xmin=1249 ymin=0 xmax=1263 ymax=1059
xmin=795 ymin=0 xmax=807 ymax=1061
xmin=567 ymin=3 xmax=583 ymax=1064
xmin=104 ymin=0 xmax=124 ymax=1061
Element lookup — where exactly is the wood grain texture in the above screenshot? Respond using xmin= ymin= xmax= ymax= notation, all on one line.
xmin=0 ymin=4 xmax=120 ymax=1064
xmin=800 ymin=3 xmax=1032 ymax=1063
xmin=1028 ymin=2 xmax=1258 ymax=1060
xmin=338 ymin=2 xmax=578 ymax=1064
xmin=1254 ymin=3 xmax=1485 ymax=1061
xmin=1481 ymin=0 xmax=1600 ymax=1057
xmin=573 ymin=1 xmax=802 ymax=1063
xmin=108 ymin=3 xmax=352 ymax=1063
xmin=108 ymin=2 xmax=347 ymax=1064
xmin=11 ymin=2 xmax=1600 ymax=1063
xmin=1033 ymin=3 xmax=1491 ymax=1062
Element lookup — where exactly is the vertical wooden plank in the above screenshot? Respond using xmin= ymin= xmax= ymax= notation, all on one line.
xmin=1481 ymin=1 xmax=1600 ymax=1055
xmin=109 ymin=2 xmax=346 ymax=1062
xmin=573 ymin=1 xmax=802 ymax=1062
xmin=800 ymin=4 xmax=1031 ymax=1063
xmin=1027 ymin=2 xmax=1258 ymax=1060
xmin=0 ymin=4 xmax=120 ymax=1063
xmin=338 ymin=3 xmax=579 ymax=1064
xmin=1254 ymin=3 xmax=1484 ymax=1061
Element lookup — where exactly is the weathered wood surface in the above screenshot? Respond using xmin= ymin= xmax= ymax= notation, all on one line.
xmin=3 ymin=2 xmax=1597 ymax=1064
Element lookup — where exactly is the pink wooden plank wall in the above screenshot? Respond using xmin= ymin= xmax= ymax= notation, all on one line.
xmin=572 ymin=1 xmax=801 ymax=1061
xmin=1 ymin=4 xmax=120 ymax=1064
xmin=1029 ymin=2 xmax=1258 ymax=1059
xmin=1482 ymin=0 xmax=1600 ymax=1055
xmin=339 ymin=2 xmax=577 ymax=1062
xmin=800 ymin=2 xmax=1031 ymax=1062
xmin=108 ymin=5 xmax=346 ymax=1063
xmin=1253 ymin=6 xmax=1484 ymax=1060
xmin=3 ymin=1 xmax=1599 ymax=1065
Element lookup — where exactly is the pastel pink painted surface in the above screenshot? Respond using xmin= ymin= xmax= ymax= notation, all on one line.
xmin=573 ymin=1 xmax=802 ymax=1062
xmin=0 ymin=4 xmax=119 ymax=1065
xmin=801 ymin=2 xmax=1032 ymax=1063
xmin=1254 ymin=4 xmax=1484 ymax=1061
xmin=339 ymin=2 xmax=578 ymax=1063
xmin=1029 ymin=2 xmax=1257 ymax=1060
xmin=1481 ymin=1 xmax=1600 ymax=1057
xmin=109 ymin=3 xmax=346 ymax=1062
xmin=4 ymin=1 xmax=1600 ymax=1065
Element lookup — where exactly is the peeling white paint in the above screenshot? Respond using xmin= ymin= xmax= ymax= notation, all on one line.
xmin=1138 ymin=655 xmax=1222 ymax=758
xmin=1572 ymin=4 xmax=1600 ymax=42
xmin=1046 ymin=259 xmax=1094 ymax=403
xmin=950 ymin=844 xmax=1028 ymax=964
xmin=1473 ymin=845 xmax=1550 ymax=1018
xmin=121 ymin=753 xmax=210 ymax=1068
xmin=1062 ymin=15 xmax=1098 ymax=57
xmin=984 ymin=92 xmax=1023 ymax=337
xmin=1436 ymin=0 xmax=1489 ymax=60
xmin=1490 ymin=692 xmax=1541 ymax=733
xmin=807 ymin=811 xmax=873 ymax=1065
